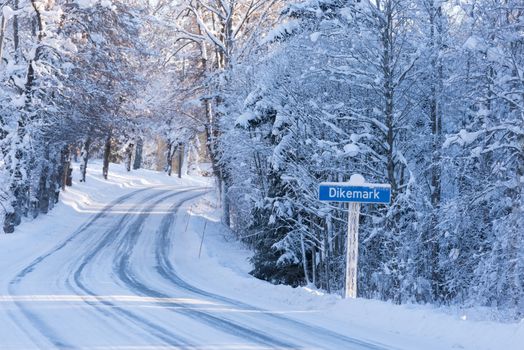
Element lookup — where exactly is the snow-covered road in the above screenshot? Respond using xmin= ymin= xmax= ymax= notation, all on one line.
xmin=1 ymin=163 xmax=522 ymax=350
xmin=0 ymin=185 xmax=389 ymax=349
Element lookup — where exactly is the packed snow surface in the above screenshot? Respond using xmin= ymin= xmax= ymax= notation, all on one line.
xmin=0 ymin=161 xmax=522 ymax=349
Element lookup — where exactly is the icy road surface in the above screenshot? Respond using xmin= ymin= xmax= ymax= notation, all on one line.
xmin=0 ymin=163 xmax=522 ymax=350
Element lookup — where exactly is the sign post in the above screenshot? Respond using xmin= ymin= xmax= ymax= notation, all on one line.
xmin=318 ymin=174 xmax=390 ymax=299
xmin=346 ymin=202 xmax=361 ymax=298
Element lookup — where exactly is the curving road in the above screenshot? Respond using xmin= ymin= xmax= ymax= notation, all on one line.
xmin=3 ymin=186 xmax=396 ymax=350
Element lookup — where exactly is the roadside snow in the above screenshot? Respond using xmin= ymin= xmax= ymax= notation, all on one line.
xmin=1 ymin=160 xmax=522 ymax=350
xmin=178 ymin=192 xmax=524 ymax=350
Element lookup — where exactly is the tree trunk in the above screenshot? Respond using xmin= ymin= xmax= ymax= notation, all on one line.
xmin=426 ymin=0 xmax=444 ymax=301
xmin=177 ymin=143 xmax=183 ymax=178
xmin=299 ymin=216 xmax=310 ymax=285
xmin=0 ymin=14 xmax=6 ymax=62
xmin=300 ymin=232 xmax=310 ymax=285
xmin=125 ymin=142 xmax=134 ymax=172
xmin=133 ymin=138 xmax=143 ymax=170
xmin=221 ymin=179 xmax=230 ymax=227
xmin=47 ymin=152 xmax=60 ymax=211
xmin=311 ymin=246 xmax=316 ymax=287
xmin=80 ymin=137 xmax=91 ymax=182
xmin=38 ymin=162 xmax=49 ymax=215
xmin=13 ymin=0 xmax=19 ymax=52
xmin=166 ymin=141 xmax=176 ymax=176
xmin=102 ymin=131 xmax=112 ymax=180
xmin=323 ymin=232 xmax=331 ymax=293
xmin=3 ymin=212 xmax=15 ymax=233
xmin=62 ymin=147 xmax=71 ymax=190
xmin=429 ymin=2 xmax=443 ymax=209
xmin=383 ymin=3 xmax=397 ymax=200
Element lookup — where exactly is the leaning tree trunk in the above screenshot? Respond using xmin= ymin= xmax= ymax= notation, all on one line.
xmin=102 ymin=131 xmax=112 ymax=180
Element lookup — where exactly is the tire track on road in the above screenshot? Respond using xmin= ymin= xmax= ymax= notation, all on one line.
xmin=114 ymin=190 xmax=298 ymax=349
xmin=7 ymin=187 xmax=197 ymax=349
xmin=6 ymin=188 xmax=152 ymax=349
xmin=155 ymin=195 xmax=394 ymax=350
xmin=70 ymin=190 xmax=198 ymax=349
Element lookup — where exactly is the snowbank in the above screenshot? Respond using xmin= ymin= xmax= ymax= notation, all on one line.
xmin=178 ymin=192 xmax=524 ymax=350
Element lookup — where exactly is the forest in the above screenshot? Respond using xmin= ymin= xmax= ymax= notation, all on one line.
xmin=0 ymin=0 xmax=522 ymax=319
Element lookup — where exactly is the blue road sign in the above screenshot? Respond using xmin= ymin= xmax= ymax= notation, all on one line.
xmin=318 ymin=182 xmax=391 ymax=204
